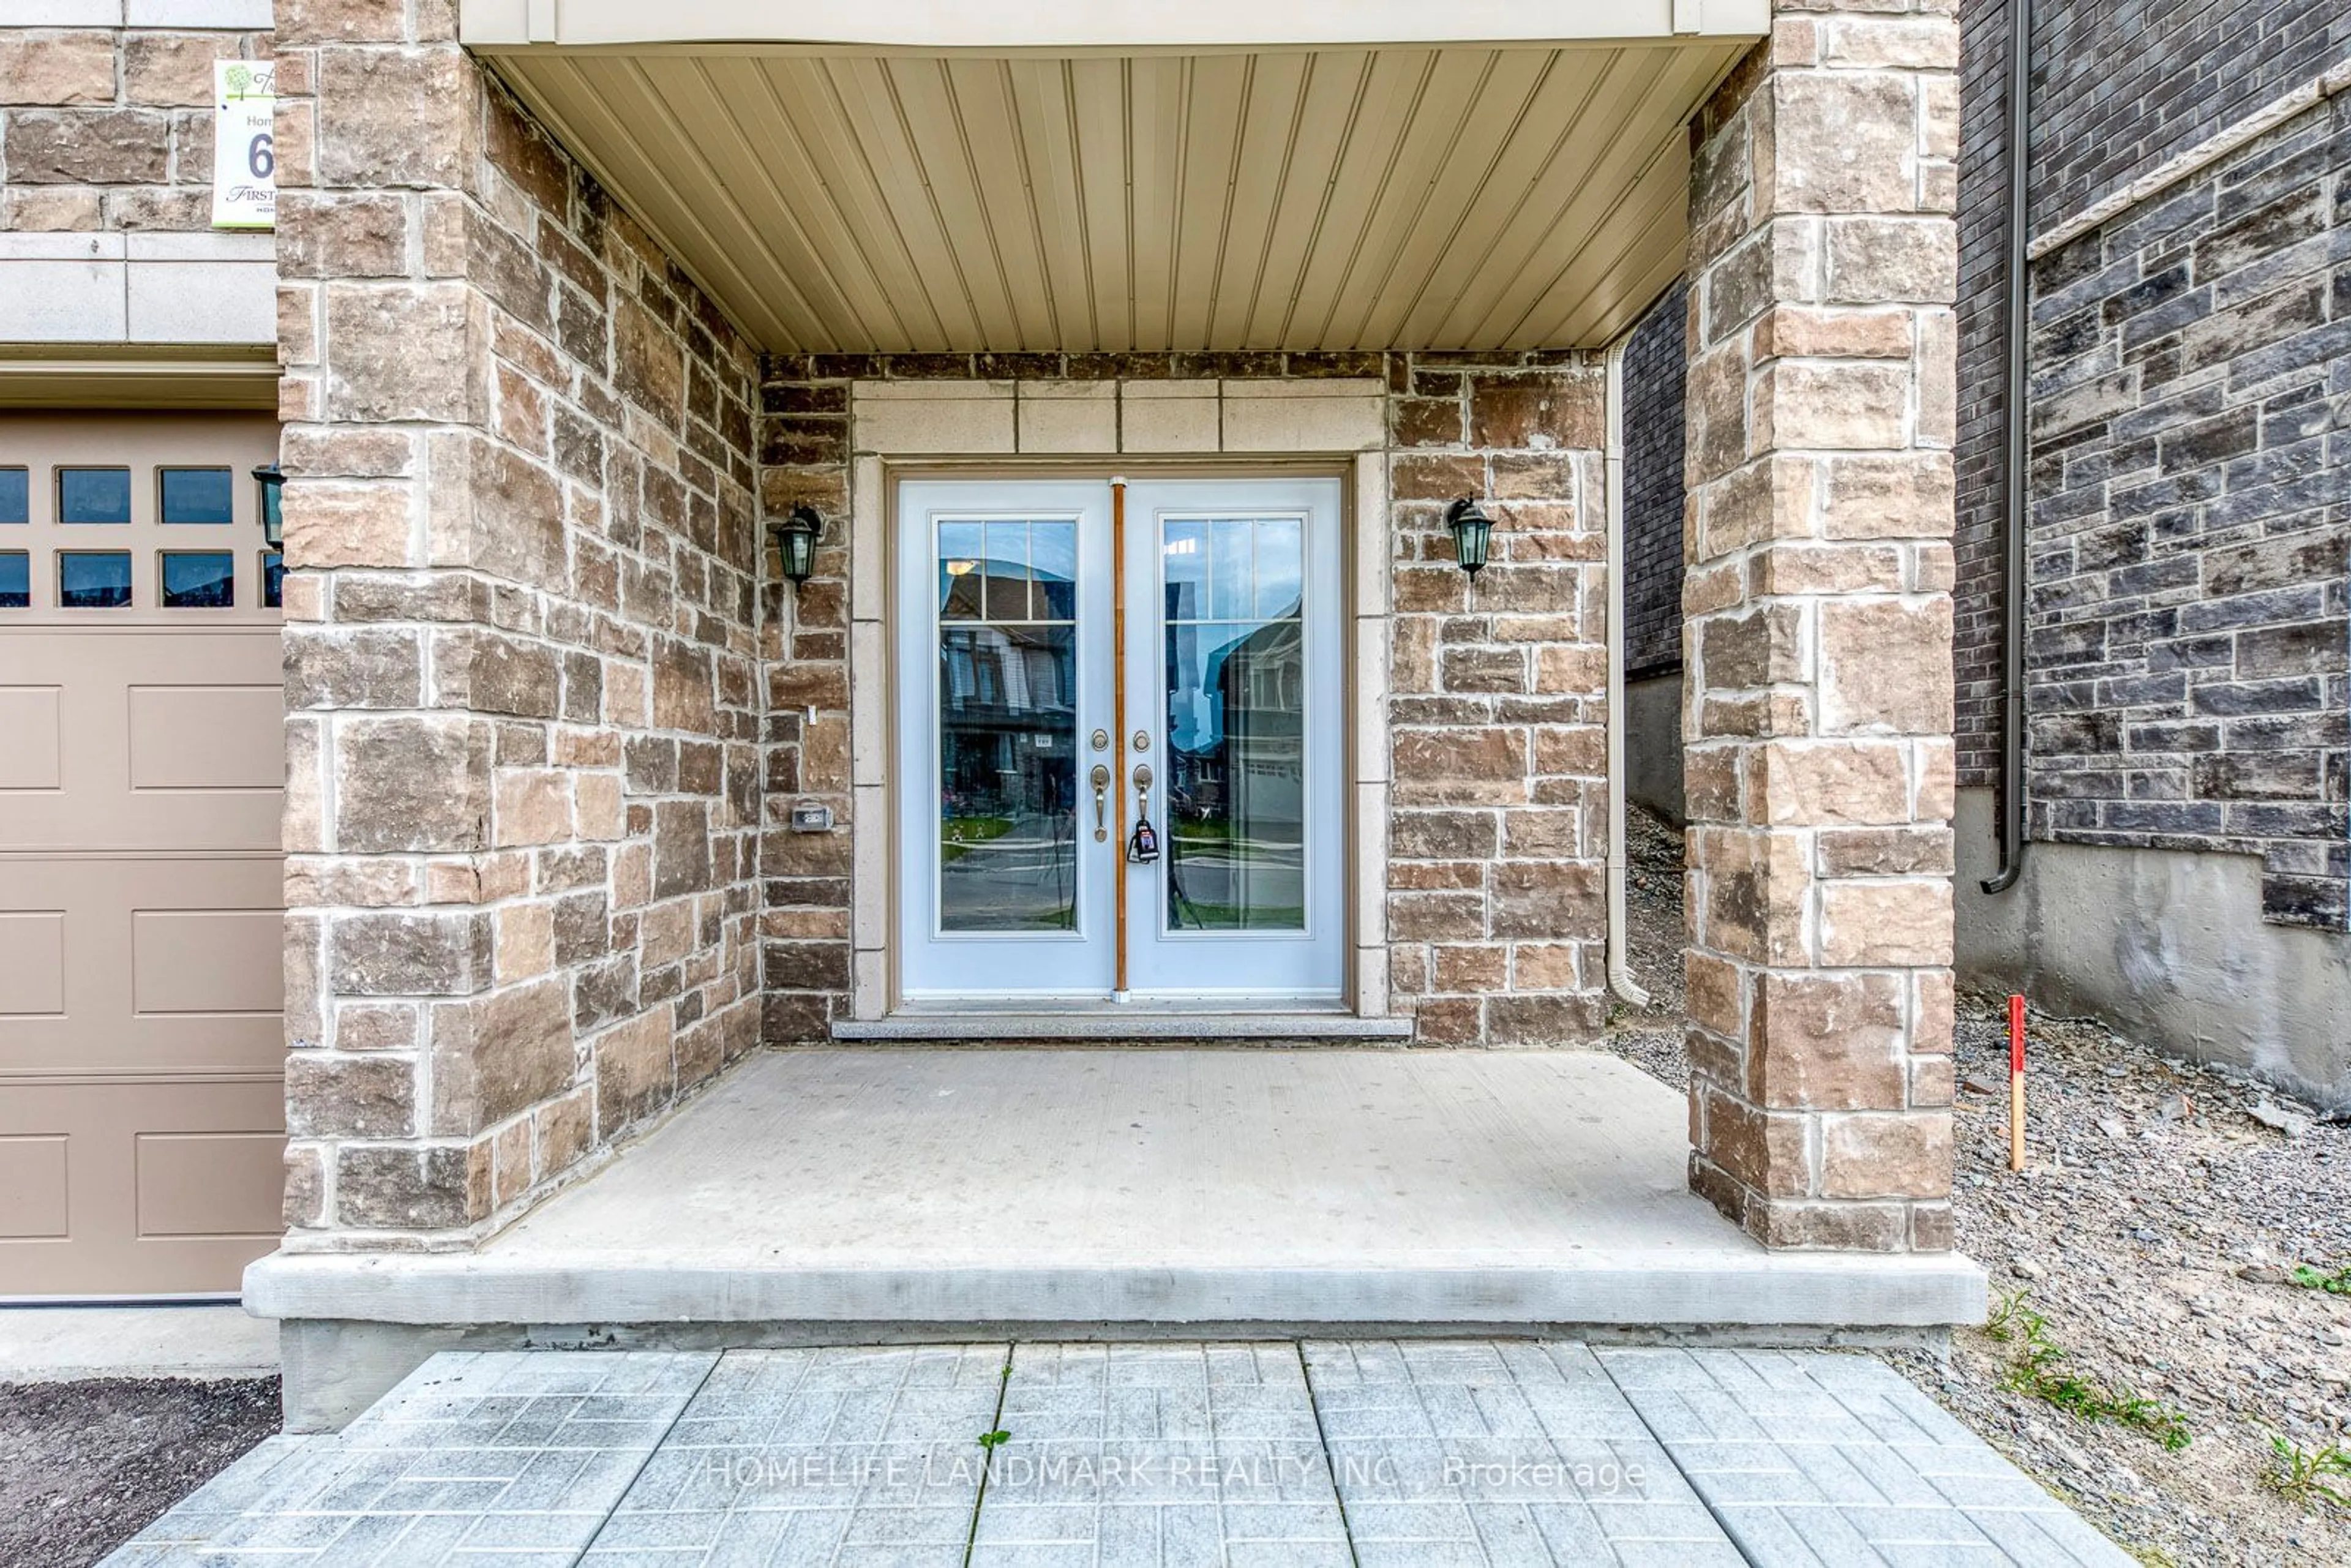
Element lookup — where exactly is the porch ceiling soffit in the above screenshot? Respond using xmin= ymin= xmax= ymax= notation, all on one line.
xmin=463 ymin=6 xmax=1757 ymax=354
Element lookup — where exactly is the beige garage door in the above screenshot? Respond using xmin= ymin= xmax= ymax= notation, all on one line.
xmin=0 ymin=410 xmax=285 ymax=1297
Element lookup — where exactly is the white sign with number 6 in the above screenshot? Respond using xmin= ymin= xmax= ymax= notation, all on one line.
xmin=212 ymin=59 xmax=276 ymax=231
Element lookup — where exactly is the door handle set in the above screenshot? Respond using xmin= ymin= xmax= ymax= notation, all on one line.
xmin=1088 ymin=733 xmax=1161 ymax=860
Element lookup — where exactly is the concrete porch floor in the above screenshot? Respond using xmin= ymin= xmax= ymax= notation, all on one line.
xmin=247 ymin=1050 xmax=1982 ymax=1352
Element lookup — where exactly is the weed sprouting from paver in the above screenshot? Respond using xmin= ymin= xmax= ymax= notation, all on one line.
xmin=1980 ymin=1291 xmax=2193 ymax=1452
xmin=2287 ymin=1262 xmax=2351 ymax=1296
xmin=2263 ymin=1432 xmax=2351 ymax=1510
xmin=977 ymin=1428 xmax=1011 ymax=1450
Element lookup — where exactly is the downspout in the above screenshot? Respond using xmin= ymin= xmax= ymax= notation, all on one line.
xmin=1983 ymin=0 xmax=2034 ymax=895
xmin=1604 ymin=338 xmax=1652 ymax=1007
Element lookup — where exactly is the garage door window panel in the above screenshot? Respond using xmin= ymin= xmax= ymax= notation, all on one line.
xmin=0 ymin=468 xmax=25 ymax=524
xmin=59 ymin=550 xmax=132 ymax=608
xmin=58 ymin=467 xmax=130 ymax=525
xmin=162 ymin=552 xmax=234 ymax=609
xmin=160 ymin=468 xmax=234 ymax=525
xmin=0 ymin=552 xmax=26 ymax=608
xmin=260 ymin=551 xmax=282 ymax=609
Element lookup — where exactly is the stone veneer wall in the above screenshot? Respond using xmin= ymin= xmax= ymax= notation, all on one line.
xmin=1386 ymin=354 xmax=1612 ymax=1046
xmin=1 ymin=10 xmax=269 ymax=233
xmin=1679 ymin=3 xmax=1960 ymax=1251
xmin=2022 ymin=94 xmax=2351 ymax=928
xmin=754 ymin=352 xmax=1614 ymax=1046
xmin=273 ymin=17 xmax=764 ymax=1247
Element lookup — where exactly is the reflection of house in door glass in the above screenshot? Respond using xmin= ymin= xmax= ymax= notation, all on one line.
xmin=1163 ymin=517 xmax=1307 ymax=932
xmin=936 ymin=520 xmax=1079 ymax=932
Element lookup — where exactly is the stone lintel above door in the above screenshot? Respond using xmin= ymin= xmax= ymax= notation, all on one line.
xmin=848 ymin=378 xmax=1388 ymax=459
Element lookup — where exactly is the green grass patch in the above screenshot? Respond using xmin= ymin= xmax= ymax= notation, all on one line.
xmin=2288 ymin=1262 xmax=2351 ymax=1295
xmin=2265 ymin=1431 xmax=2351 ymax=1510
xmin=1981 ymin=1290 xmax=2194 ymax=1452
xmin=940 ymin=816 xmax=1014 ymax=864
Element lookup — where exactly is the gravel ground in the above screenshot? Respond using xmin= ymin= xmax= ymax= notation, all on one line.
xmin=1605 ymin=799 xmax=1693 ymax=1084
xmin=0 ymin=1378 xmax=279 ymax=1568
xmin=1607 ymin=803 xmax=2351 ymax=1564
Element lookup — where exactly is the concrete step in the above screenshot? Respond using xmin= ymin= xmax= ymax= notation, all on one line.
xmin=244 ymin=1050 xmax=1984 ymax=1428
xmin=830 ymin=1010 xmax=1416 ymax=1040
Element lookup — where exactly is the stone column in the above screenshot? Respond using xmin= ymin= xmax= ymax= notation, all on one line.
xmin=1680 ymin=2 xmax=1961 ymax=1250
xmin=273 ymin=7 xmax=763 ymax=1245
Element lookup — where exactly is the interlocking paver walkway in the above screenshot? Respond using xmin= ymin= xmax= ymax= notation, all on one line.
xmin=1305 ymin=1341 xmax=1738 ymax=1566
xmin=110 ymin=1351 xmax=714 ymax=1566
xmin=110 ymin=1343 xmax=2131 ymax=1567
xmin=972 ymin=1343 xmax=1349 ymax=1567
xmin=1600 ymin=1349 xmax=2128 ymax=1567
xmin=585 ymin=1344 xmax=1008 ymax=1567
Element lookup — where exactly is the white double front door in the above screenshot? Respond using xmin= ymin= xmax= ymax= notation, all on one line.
xmin=894 ymin=476 xmax=1346 ymax=1005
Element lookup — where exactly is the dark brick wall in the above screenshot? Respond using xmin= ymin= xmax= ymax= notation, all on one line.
xmin=2030 ymin=1 xmax=2351 ymax=235
xmin=2022 ymin=91 xmax=2350 ymax=928
xmin=1955 ymin=0 xmax=2351 ymax=786
xmin=1953 ymin=0 xmax=2019 ymax=787
xmin=1564 ymin=1 xmax=2351 ymax=926
xmin=1621 ymin=281 xmax=1687 ymax=679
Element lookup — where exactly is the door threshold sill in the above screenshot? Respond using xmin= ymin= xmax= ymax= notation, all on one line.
xmin=829 ymin=1011 xmax=1416 ymax=1042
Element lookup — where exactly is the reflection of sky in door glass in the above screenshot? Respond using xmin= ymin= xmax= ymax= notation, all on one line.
xmin=940 ymin=519 xmax=1076 ymax=622
xmin=1163 ymin=521 xmax=1206 ymax=617
xmin=1256 ymin=517 xmax=1301 ymax=617
xmin=1163 ymin=517 xmax=1304 ymax=630
xmin=1209 ymin=519 xmax=1252 ymax=620
xmin=984 ymin=522 xmax=1029 ymax=619
xmin=938 ymin=521 xmax=983 ymax=617
xmin=1030 ymin=520 xmax=1075 ymax=618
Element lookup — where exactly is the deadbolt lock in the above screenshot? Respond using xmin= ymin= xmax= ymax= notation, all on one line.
xmin=1132 ymin=730 xmax=1151 ymax=752
xmin=1090 ymin=729 xmax=1109 ymax=752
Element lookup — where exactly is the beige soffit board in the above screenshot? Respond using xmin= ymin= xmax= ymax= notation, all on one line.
xmin=481 ymin=39 xmax=1745 ymax=354
xmin=0 ymin=345 xmax=280 ymax=410
xmin=462 ymin=1 xmax=1771 ymax=51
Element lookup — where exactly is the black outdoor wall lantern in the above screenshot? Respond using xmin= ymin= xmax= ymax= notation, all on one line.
xmin=1445 ymin=497 xmax=1493 ymax=579
xmin=771 ymin=503 xmax=823 ymax=587
xmin=252 ymin=463 xmax=285 ymax=546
